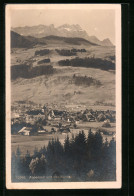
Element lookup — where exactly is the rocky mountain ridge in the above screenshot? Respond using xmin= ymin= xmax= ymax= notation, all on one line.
xmin=12 ymin=24 xmax=114 ymax=46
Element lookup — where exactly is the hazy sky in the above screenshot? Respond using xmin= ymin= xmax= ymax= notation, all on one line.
xmin=11 ymin=9 xmax=115 ymax=44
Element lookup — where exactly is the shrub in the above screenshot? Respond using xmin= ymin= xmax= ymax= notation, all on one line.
xmin=38 ymin=59 xmax=50 ymax=64
xmin=72 ymin=75 xmax=101 ymax=87
xmin=56 ymin=49 xmax=76 ymax=56
xmin=35 ymin=49 xmax=50 ymax=56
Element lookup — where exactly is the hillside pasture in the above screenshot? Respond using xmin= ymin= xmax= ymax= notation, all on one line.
xmin=11 ymin=42 xmax=115 ymax=112
xmin=11 ymin=64 xmax=115 ymax=108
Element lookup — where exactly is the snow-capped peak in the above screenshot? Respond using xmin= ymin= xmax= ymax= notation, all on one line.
xmin=58 ymin=24 xmax=84 ymax=32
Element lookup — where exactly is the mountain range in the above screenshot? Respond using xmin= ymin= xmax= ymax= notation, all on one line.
xmin=11 ymin=31 xmax=100 ymax=48
xmin=11 ymin=31 xmax=97 ymax=48
xmin=12 ymin=24 xmax=113 ymax=47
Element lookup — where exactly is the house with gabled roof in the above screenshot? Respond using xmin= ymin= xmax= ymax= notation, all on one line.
xmin=18 ymin=127 xmax=32 ymax=136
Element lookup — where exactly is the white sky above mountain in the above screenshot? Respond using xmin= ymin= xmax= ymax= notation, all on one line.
xmin=11 ymin=9 xmax=115 ymax=44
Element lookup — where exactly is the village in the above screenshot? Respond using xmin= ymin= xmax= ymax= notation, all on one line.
xmin=11 ymin=101 xmax=116 ymax=137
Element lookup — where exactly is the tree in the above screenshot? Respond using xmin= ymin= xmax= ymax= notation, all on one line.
xmin=54 ymin=138 xmax=64 ymax=158
xmin=22 ymin=150 xmax=31 ymax=175
xmin=39 ymin=145 xmax=46 ymax=155
xmin=109 ymin=137 xmax=116 ymax=166
xmin=69 ymin=131 xmax=87 ymax=176
xmin=33 ymin=147 xmax=38 ymax=158
xmin=59 ymin=122 xmax=62 ymax=128
xmin=102 ymin=137 xmax=116 ymax=181
xmin=29 ymin=155 xmax=46 ymax=176
xmin=15 ymin=146 xmax=23 ymax=176
xmin=102 ymin=138 xmax=109 ymax=159
xmin=29 ymin=157 xmax=39 ymax=175
xmin=16 ymin=146 xmax=21 ymax=158
xmin=46 ymin=140 xmax=55 ymax=169
xmin=64 ymin=135 xmax=70 ymax=155
xmin=93 ymin=131 xmax=103 ymax=160
xmin=109 ymin=138 xmax=116 ymax=157
xmin=86 ymin=129 xmax=95 ymax=161
xmin=11 ymin=151 xmax=17 ymax=180
xmin=39 ymin=154 xmax=47 ymax=175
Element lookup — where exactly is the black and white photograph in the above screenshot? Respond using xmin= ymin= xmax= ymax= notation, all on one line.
xmin=6 ymin=4 xmax=121 ymax=189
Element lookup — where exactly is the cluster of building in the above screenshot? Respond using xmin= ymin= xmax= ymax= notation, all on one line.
xmin=11 ymin=102 xmax=116 ymax=136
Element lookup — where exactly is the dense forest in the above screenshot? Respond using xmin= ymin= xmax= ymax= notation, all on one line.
xmin=11 ymin=64 xmax=54 ymax=80
xmin=55 ymin=49 xmax=86 ymax=56
xmin=58 ymin=57 xmax=115 ymax=71
xmin=12 ymin=129 xmax=116 ymax=182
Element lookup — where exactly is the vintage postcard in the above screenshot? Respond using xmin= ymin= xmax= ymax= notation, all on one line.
xmin=6 ymin=4 xmax=121 ymax=189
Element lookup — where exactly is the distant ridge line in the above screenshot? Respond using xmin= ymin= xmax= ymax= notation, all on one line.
xmin=12 ymin=24 xmax=114 ymax=46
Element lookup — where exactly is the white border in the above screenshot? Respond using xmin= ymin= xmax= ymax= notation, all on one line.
xmin=6 ymin=4 xmax=121 ymax=189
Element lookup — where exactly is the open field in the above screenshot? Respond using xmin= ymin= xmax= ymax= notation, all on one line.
xmin=11 ymin=66 xmax=115 ymax=109
xmin=11 ymin=121 xmax=116 ymax=156
xmin=11 ymin=45 xmax=115 ymax=65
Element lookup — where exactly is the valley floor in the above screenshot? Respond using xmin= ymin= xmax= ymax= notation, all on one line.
xmin=12 ymin=121 xmax=116 ymax=156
